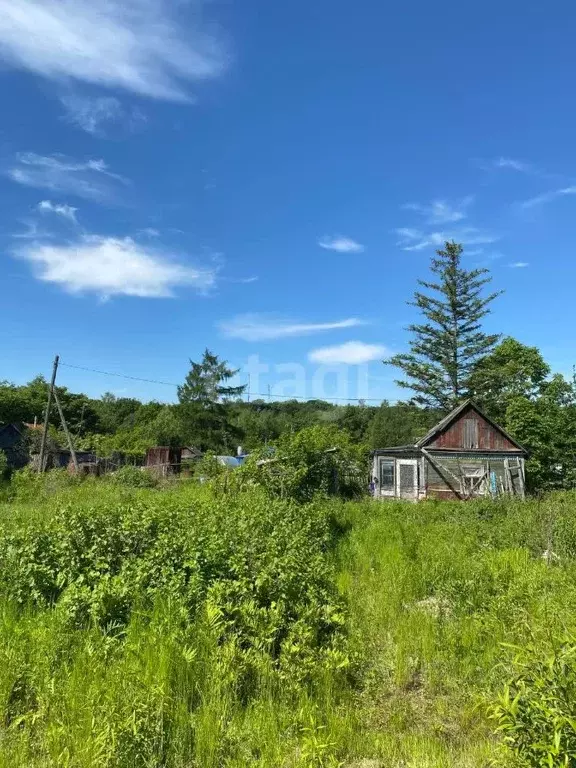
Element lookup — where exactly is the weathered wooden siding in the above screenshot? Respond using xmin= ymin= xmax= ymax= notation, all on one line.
xmin=426 ymin=405 xmax=518 ymax=451
xmin=425 ymin=454 xmax=508 ymax=493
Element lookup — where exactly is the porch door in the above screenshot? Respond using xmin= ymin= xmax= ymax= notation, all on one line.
xmin=397 ymin=459 xmax=418 ymax=500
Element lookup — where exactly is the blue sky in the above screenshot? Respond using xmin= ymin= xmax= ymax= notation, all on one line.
xmin=1 ymin=0 xmax=575 ymax=404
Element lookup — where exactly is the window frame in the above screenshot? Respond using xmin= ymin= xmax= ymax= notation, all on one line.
xmin=378 ymin=457 xmax=395 ymax=496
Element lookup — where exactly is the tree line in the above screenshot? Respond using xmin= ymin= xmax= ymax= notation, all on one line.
xmin=2 ymin=240 xmax=575 ymax=490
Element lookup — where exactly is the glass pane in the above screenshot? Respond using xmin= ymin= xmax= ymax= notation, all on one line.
xmin=379 ymin=460 xmax=394 ymax=491
xmin=399 ymin=463 xmax=415 ymax=494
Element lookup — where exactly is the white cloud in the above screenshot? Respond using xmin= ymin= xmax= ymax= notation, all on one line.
xmin=396 ymin=227 xmax=498 ymax=252
xmin=138 ymin=227 xmax=160 ymax=238
xmin=38 ymin=199 xmax=78 ymax=222
xmin=308 ymin=341 xmax=387 ymax=365
xmin=493 ymin=157 xmax=533 ymax=173
xmin=0 ymin=0 xmax=226 ymax=101
xmin=318 ymin=235 xmax=365 ymax=253
xmin=508 ymin=262 xmax=529 ymax=268
xmin=59 ymin=93 xmax=145 ymax=136
xmin=14 ymin=235 xmax=216 ymax=298
xmin=219 ymin=315 xmax=365 ymax=342
xmin=7 ymin=153 xmax=126 ymax=201
xmin=519 ymin=186 xmax=576 ymax=209
xmin=403 ymin=196 xmax=473 ymax=224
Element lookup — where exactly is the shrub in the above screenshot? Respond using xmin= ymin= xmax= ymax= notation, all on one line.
xmin=240 ymin=425 xmax=368 ymax=502
xmin=111 ymin=465 xmax=157 ymax=488
xmin=0 ymin=449 xmax=8 ymax=481
xmin=489 ymin=637 xmax=576 ymax=766
xmin=0 ymin=486 xmax=348 ymax=682
xmin=8 ymin=466 xmax=84 ymax=502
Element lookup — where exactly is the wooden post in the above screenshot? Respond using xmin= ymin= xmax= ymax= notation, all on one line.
xmin=421 ymin=447 xmax=463 ymax=500
xmin=38 ymin=355 xmax=59 ymax=473
xmin=53 ymin=389 xmax=79 ymax=472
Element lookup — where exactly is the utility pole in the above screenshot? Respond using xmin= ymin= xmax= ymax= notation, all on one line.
xmin=38 ymin=355 xmax=59 ymax=472
xmin=53 ymin=389 xmax=79 ymax=472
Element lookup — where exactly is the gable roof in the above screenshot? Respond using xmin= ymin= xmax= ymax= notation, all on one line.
xmin=0 ymin=422 xmax=24 ymax=437
xmin=415 ymin=398 xmax=527 ymax=453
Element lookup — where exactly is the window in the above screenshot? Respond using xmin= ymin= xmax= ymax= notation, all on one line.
xmin=379 ymin=459 xmax=395 ymax=492
xmin=461 ymin=464 xmax=487 ymax=496
xmin=463 ymin=418 xmax=479 ymax=449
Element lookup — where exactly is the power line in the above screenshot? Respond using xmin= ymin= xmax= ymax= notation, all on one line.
xmin=60 ymin=362 xmax=180 ymax=388
xmin=59 ymin=360 xmax=393 ymax=404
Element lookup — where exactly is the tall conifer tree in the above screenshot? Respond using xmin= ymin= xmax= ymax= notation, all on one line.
xmin=388 ymin=241 xmax=501 ymax=410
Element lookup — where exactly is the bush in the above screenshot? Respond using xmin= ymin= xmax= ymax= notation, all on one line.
xmin=240 ymin=425 xmax=368 ymax=502
xmin=8 ymin=466 xmax=85 ymax=502
xmin=0 ymin=485 xmax=348 ymax=682
xmin=111 ymin=465 xmax=157 ymax=488
xmin=490 ymin=637 xmax=576 ymax=766
xmin=0 ymin=449 xmax=8 ymax=481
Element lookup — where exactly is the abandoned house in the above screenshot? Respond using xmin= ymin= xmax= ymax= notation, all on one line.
xmin=371 ymin=399 xmax=527 ymax=501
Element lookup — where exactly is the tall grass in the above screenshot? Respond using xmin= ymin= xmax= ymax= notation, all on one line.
xmin=1 ymin=473 xmax=576 ymax=765
xmin=334 ymin=495 xmax=576 ymax=766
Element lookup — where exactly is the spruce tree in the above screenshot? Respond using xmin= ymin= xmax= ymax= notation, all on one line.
xmin=388 ymin=241 xmax=501 ymax=411
xmin=177 ymin=349 xmax=246 ymax=451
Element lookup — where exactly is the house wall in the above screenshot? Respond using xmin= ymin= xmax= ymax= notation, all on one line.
xmin=425 ymin=453 xmax=522 ymax=498
xmin=372 ymin=451 xmax=525 ymax=500
xmin=427 ymin=405 xmax=518 ymax=451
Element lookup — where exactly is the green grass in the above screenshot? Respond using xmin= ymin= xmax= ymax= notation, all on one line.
xmin=333 ymin=495 xmax=576 ymax=766
xmin=1 ymin=473 xmax=576 ymax=766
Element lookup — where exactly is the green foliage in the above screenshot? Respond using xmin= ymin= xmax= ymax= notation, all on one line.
xmin=8 ymin=467 xmax=85 ymax=502
xmin=506 ymin=375 xmax=576 ymax=491
xmin=470 ymin=337 xmax=551 ymax=423
xmin=111 ymin=465 xmax=158 ymax=488
xmin=0 ymin=483 xmax=346 ymax=667
xmin=241 ymin=424 xmax=367 ymax=502
xmin=370 ymin=400 xmax=440 ymax=448
xmin=388 ymin=240 xmax=502 ymax=410
xmin=5 ymin=478 xmax=576 ymax=764
xmin=335 ymin=493 xmax=576 ymax=766
xmin=0 ymin=449 xmax=8 ymax=481
xmin=177 ymin=349 xmax=246 ymax=452
xmin=490 ymin=638 xmax=576 ymax=767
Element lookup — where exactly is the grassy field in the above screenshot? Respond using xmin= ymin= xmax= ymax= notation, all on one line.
xmin=1 ymin=472 xmax=576 ymax=766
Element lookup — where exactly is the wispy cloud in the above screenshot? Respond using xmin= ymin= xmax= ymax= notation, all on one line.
xmin=12 ymin=219 xmax=55 ymax=240
xmin=318 ymin=235 xmax=365 ymax=253
xmin=60 ymin=93 xmax=145 ymax=137
xmin=0 ymin=0 xmax=226 ymax=101
xmin=479 ymin=156 xmax=562 ymax=182
xmin=492 ymin=157 xmax=534 ymax=173
xmin=37 ymin=199 xmax=78 ymax=223
xmin=14 ymin=235 xmax=216 ymax=299
xmin=403 ymin=196 xmax=474 ymax=224
xmin=7 ymin=153 xmax=126 ymax=201
xmin=308 ymin=341 xmax=387 ymax=365
xmin=219 ymin=315 xmax=365 ymax=342
xmin=396 ymin=227 xmax=498 ymax=252
xmin=519 ymin=186 xmax=576 ymax=209
xmin=508 ymin=262 xmax=529 ymax=268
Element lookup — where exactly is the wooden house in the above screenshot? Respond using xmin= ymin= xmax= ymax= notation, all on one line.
xmin=371 ymin=399 xmax=527 ymax=501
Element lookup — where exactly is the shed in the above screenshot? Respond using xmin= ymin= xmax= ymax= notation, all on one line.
xmin=0 ymin=423 xmax=29 ymax=469
xmin=145 ymin=446 xmax=182 ymax=477
xmin=371 ymin=399 xmax=527 ymax=501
